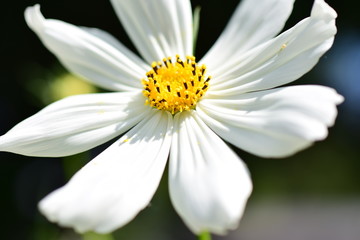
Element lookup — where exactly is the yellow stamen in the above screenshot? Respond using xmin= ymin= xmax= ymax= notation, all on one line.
xmin=142 ymin=55 xmax=211 ymax=114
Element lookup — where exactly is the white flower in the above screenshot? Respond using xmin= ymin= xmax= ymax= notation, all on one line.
xmin=0 ymin=0 xmax=342 ymax=235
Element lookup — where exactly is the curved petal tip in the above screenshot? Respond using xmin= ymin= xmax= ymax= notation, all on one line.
xmin=312 ymin=0 xmax=337 ymax=20
xmin=25 ymin=4 xmax=45 ymax=33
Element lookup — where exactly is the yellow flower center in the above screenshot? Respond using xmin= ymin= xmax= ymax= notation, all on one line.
xmin=142 ymin=55 xmax=211 ymax=114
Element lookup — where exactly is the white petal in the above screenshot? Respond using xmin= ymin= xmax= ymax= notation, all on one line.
xmin=39 ymin=110 xmax=173 ymax=233
xmin=25 ymin=5 xmax=148 ymax=92
xmin=110 ymin=0 xmax=193 ymax=62
xmin=206 ymin=0 xmax=337 ymax=95
xmin=202 ymin=0 xmax=295 ymax=70
xmin=169 ymin=111 xmax=252 ymax=234
xmin=197 ymin=85 xmax=343 ymax=158
xmin=0 ymin=92 xmax=149 ymax=157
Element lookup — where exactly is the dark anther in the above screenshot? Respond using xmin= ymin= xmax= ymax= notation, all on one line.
xmin=205 ymin=77 xmax=211 ymax=83
xmin=178 ymin=59 xmax=184 ymax=67
xmin=185 ymin=94 xmax=189 ymax=99
xmin=191 ymin=80 xmax=194 ymax=86
xmin=184 ymin=82 xmax=188 ymax=89
xmin=202 ymin=85 xmax=208 ymax=90
xmin=153 ymin=66 xmax=158 ymax=74
xmin=145 ymin=87 xmax=150 ymax=92
xmin=196 ymin=89 xmax=200 ymax=94
xmin=177 ymin=92 xmax=181 ymax=97
xmin=156 ymin=86 xmax=161 ymax=93
xmin=167 ymin=85 xmax=171 ymax=92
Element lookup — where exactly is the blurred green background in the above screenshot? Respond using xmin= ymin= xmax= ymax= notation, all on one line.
xmin=0 ymin=0 xmax=359 ymax=239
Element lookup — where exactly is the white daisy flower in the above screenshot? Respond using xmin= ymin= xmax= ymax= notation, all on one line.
xmin=0 ymin=0 xmax=343 ymax=236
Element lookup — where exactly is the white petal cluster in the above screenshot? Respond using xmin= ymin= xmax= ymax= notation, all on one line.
xmin=0 ymin=0 xmax=342 ymax=235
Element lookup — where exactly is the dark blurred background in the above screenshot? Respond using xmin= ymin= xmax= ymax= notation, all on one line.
xmin=1 ymin=0 xmax=359 ymax=239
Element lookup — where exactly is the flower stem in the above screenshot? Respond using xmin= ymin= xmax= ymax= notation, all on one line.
xmin=198 ymin=231 xmax=212 ymax=240
xmin=82 ymin=232 xmax=115 ymax=240
xmin=192 ymin=6 xmax=201 ymax=54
